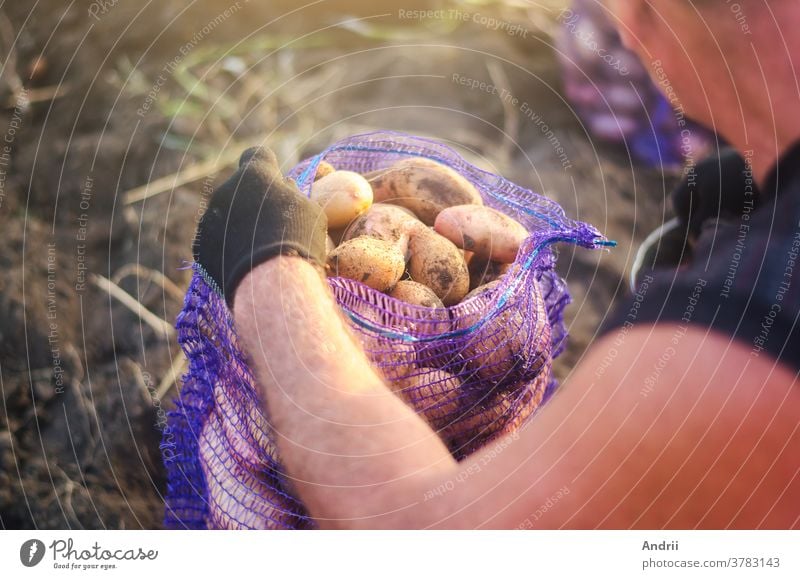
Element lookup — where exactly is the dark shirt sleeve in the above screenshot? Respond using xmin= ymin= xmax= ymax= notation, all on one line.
xmin=602 ymin=149 xmax=800 ymax=372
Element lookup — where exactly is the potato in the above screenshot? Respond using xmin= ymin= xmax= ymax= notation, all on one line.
xmin=367 ymin=157 xmax=483 ymax=225
xmin=349 ymin=302 xmax=419 ymax=380
xmin=325 ymin=235 xmax=336 ymax=254
xmin=468 ymin=257 xmax=511 ymax=290
xmin=342 ymin=203 xmax=420 ymax=254
xmin=391 ymin=369 xmax=462 ymax=430
xmin=442 ymin=391 xmax=512 ymax=453
xmin=363 ymin=337 xmax=418 ymax=381
xmin=412 ymin=307 xmax=456 ymax=371
xmin=311 ymin=170 xmax=373 ymax=229
xmin=443 ymin=386 xmax=544 ymax=454
xmin=456 ymin=279 xmax=551 ymax=383
xmin=463 ymin=279 xmax=503 ymax=302
xmin=389 ymin=280 xmax=445 ymax=308
xmin=407 ymin=228 xmax=470 ymax=306
xmin=313 ymin=160 xmax=336 ymax=181
xmin=434 ymin=205 xmax=529 ymax=263
xmin=327 ymin=237 xmax=404 ymax=291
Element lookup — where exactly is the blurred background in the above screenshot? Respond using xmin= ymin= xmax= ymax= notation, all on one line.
xmin=0 ymin=0 xmax=706 ymax=528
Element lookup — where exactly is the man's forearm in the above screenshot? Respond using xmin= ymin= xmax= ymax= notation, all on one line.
xmin=233 ymin=260 xmax=800 ymax=530
xmin=233 ymin=257 xmax=459 ymax=527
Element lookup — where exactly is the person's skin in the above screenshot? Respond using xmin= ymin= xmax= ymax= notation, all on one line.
xmin=606 ymin=0 xmax=800 ymax=185
xmin=232 ymin=0 xmax=800 ymax=528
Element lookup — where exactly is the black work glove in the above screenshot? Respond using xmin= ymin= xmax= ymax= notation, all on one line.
xmin=631 ymin=147 xmax=757 ymax=288
xmin=193 ymin=146 xmax=328 ymax=306
xmin=671 ymin=147 xmax=757 ymax=239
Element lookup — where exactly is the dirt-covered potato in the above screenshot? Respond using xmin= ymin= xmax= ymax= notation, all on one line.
xmin=457 ymin=279 xmax=550 ymax=382
xmin=411 ymin=306 xmax=455 ymax=371
xmin=407 ymin=228 xmax=470 ymax=306
xmin=468 ymin=257 xmax=512 ymax=290
xmin=342 ymin=203 xmax=420 ymax=254
xmin=327 ymin=237 xmax=404 ymax=291
xmin=367 ymin=157 xmax=483 ymax=225
xmin=391 ymin=368 xmax=462 ymax=429
xmin=442 ymin=391 xmax=512 ymax=453
xmin=363 ymin=338 xmax=418 ymax=381
xmin=311 ymin=170 xmax=373 ymax=229
xmin=434 ymin=205 xmax=529 ymax=263
xmin=349 ymin=301 xmax=420 ymax=381
xmin=463 ymin=279 xmax=503 ymax=302
xmin=443 ymin=386 xmax=544 ymax=454
xmin=389 ymin=280 xmax=445 ymax=308
xmin=313 ymin=160 xmax=336 ymax=181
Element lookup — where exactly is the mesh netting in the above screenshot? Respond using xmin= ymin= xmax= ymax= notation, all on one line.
xmin=164 ymin=131 xmax=608 ymax=529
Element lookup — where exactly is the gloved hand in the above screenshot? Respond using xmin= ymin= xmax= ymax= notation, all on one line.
xmin=630 ymin=147 xmax=759 ymax=290
xmin=671 ymin=146 xmax=756 ymax=238
xmin=193 ymin=146 xmax=328 ymax=306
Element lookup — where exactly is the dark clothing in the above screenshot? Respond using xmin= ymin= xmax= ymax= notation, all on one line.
xmin=604 ymin=143 xmax=800 ymax=371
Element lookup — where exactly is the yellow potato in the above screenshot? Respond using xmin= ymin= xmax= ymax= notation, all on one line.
xmin=313 ymin=160 xmax=336 ymax=181
xmin=326 ymin=237 xmax=404 ymax=292
xmin=463 ymin=279 xmax=503 ymax=302
xmin=362 ymin=337 xmax=418 ymax=381
xmin=407 ymin=228 xmax=470 ymax=306
xmin=367 ymin=157 xmax=483 ymax=225
xmin=342 ymin=203 xmax=420 ymax=255
xmin=352 ymin=304 xmax=418 ymax=380
xmin=434 ymin=205 xmax=529 ymax=263
xmin=442 ymin=391 xmax=512 ymax=453
xmin=311 ymin=170 xmax=373 ymax=229
xmin=389 ymin=280 xmax=445 ymax=308
xmin=412 ymin=306 xmax=456 ymax=371
xmin=468 ymin=257 xmax=512 ymax=290
xmin=456 ymin=279 xmax=551 ymax=382
xmin=391 ymin=369 xmax=462 ymax=430
xmin=443 ymin=385 xmax=545 ymax=453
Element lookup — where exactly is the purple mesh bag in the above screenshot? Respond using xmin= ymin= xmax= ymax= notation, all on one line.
xmin=164 ymin=131 xmax=610 ymax=529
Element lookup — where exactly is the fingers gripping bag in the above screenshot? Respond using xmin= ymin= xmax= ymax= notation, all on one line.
xmin=164 ymin=131 xmax=610 ymax=529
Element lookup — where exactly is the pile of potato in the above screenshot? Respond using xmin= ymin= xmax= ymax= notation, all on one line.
xmin=310 ymin=156 xmax=530 ymax=307
xmin=308 ymin=155 xmax=549 ymax=456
